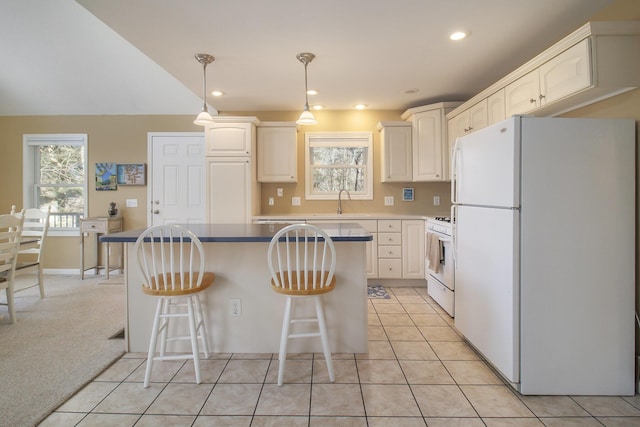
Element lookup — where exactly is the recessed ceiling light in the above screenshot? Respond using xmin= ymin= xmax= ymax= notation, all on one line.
xmin=450 ymin=31 xmax=469 ymax=41
xmin=307 ymin=89 xmax=318 ymax=96
xmin=354 ymin=104 xmax=367 ymax=110
xmin=404 ymin=88 xmax=420 ymax=94
xmin=312 ymin=105 xmax=323 ymax=110
xmin=211 ymin=90 xmax=224 ymax=97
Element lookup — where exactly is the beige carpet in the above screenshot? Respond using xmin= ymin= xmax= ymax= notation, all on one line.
xmin=0 ymin=274 xmax=125 ymax=427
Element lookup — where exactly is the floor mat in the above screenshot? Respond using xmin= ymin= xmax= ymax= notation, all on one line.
xmin=367 ymin=285 xmax=390 ymax=299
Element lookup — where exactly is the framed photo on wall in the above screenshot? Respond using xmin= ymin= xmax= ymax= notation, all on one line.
xmin=116 ymin=163 xmax=146 ymax=186
xmin=96 ymin=163 xmax=117 ymax=191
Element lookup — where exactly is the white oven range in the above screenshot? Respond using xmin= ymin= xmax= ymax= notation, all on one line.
xmin=425 ymin=217 xmax=454 ymax=316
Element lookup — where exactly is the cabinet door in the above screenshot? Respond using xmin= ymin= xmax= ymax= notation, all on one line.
xmin=505 ymin=70 xmax=540 ymax=117
xmin=380 ymin=124 xmax=412 ymax=182
xmin=412 ymin=109 xmax=444 ymax=181
xmin=487 ymin=89 xmax=506 ymax=125
xmin=257 ymin=125 xmax=297 ymax=182
xmin=205 ymin=123 xmax=253 ymax=156
xmin=402 ymin=220 xmax=425 ymax=279
xmin=207 ymin=157 xmax=252 ymax=223
xmin=468 ymin=100 xmax=488 ymax=132
xmin=539 ymin=39 xmax=591 ymax=106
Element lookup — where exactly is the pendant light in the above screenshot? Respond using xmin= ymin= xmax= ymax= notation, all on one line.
xmin=296 ymin=52 xmax=318 ymax=125
xmin=193 ymin=53 xmax=216 ymax=126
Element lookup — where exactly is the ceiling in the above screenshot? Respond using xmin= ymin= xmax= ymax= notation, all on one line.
xmin=0 ymin=0 xmax=616 ymax=116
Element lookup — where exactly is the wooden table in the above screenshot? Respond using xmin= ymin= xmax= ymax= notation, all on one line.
xmin=79 ymin=217 xmax=123 ymax=279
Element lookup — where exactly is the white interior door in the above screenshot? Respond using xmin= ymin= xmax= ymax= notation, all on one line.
xmin=148 ymin=133 xmax=205 ymax=226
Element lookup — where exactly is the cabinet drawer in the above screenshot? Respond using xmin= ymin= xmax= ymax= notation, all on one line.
xmin=378 ymin=259 xmax=402 ymax=278
xmin=378 ymin=220 xmax=402 ymax=232
xmin=378 ymin=232 xmax=401 ymax=245
xmin=427 ymin=277 xmax=454 ymax=317
xmin=378 ymin=245 xmax=401 ymax=258
xmin=81 ymin=220 xmax=107 ymax=233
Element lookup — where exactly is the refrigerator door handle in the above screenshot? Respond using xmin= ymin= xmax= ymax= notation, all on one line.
xmin=451 ymin=137 xmax=461 ymax=204
xmin=450 ymin=204 xmax=457 ymax=265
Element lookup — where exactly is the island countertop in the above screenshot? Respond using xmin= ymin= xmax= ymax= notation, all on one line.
xmin=100 ymin=222 xmax=373 ymax=243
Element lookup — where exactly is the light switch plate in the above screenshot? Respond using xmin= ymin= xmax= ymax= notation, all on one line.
xmin=126 ymin=199 xmax=138 ymax=208
xmin=384 ymin=196 xmax=394 ymax=206
xmin=277 ymin=188 xmax=284 ymax=197
xmin=433 ymin=196 xmax=440 ymax=206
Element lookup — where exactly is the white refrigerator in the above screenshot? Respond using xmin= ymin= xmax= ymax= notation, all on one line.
xmin=451 ymin=116 xmax=635 ymax=395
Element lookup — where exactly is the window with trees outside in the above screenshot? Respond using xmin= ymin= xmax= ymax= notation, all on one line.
xmin=305 ymin=132 xmax=373 ymax=200
xmin=23 ymin=134 xmax=88 ymax=235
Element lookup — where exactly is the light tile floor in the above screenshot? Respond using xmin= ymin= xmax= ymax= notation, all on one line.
xmin=40 ymin=287 xmax=640 ymax=426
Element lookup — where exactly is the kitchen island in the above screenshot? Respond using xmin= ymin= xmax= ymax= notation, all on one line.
xmin=102 ymin=223 xmax=372 ymax=354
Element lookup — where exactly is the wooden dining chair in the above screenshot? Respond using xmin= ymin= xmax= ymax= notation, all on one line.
xmin=134 ymin=224 xmax=215 ymax=388
xmin=267 ymin=223 xmax=337 ymax=386
xmin=0 ymin=212 xmax=24 ymax=323
xmin=10 ymin=205 xmax=50 ymax=298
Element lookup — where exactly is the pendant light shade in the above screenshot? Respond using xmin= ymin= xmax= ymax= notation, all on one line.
xmin=296 ymin=52 xmax=317 ymax=126
xmin=193 ymin=53 xmax=215 ymax=126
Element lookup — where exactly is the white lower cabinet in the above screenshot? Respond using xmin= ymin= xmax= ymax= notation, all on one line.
xmin=291 ymin=217 xmax=428 ymax=281
xmin=402 ymin=220 xmax=425 ymax=279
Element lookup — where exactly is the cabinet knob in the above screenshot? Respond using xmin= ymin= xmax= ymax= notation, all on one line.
xmin=539 ymin=94 xmax=546 ymax=100
xmin=529 ymin=98 xmax=536 ymax=104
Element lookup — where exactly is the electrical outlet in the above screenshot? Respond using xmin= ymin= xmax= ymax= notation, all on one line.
xmin=384 ymin=196 xmax=394 ymax=206
xmin=230 ymin=298 xmax=241 ymax=316
xmin=433 ymin=196 xmax=440 ymax=206
xmin=292 ymin=196 xmax=301 ymax=206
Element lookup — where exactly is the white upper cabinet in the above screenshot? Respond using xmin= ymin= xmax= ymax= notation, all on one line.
xmin=487 ymin=89 xmax=506 ymax=125
xmin=257 ymin=122 xmax=298 ymax=182
xmin=505 ymin=69 xmax=542 ymax=116
xmin=447 ymin=101 xmax=486 ymax=180
xmin=506 ymin=39 xmax=591 ymax=117
xmin=401 ymin=102 xmax=461 ymax=182
xmin=377 ymin=121 xmax=412 ymax=182
xmin=448 ymin=21 xmax=640 ymax=126
xmin=538 ymin=38 xmax=591 ymax=105
xmin=205 ymin=117 xmax=259 ymax=156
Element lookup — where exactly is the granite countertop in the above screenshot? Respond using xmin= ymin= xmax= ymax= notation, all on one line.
xmin=100 ymin=223 xmax=373 ymax=243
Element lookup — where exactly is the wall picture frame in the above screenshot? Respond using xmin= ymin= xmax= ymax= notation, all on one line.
xmin=116 ymin=163 xmax=146 ymax=186
xmin=402 ymin=187 xmax=414 ymax=201
xmin=95 ymin=163 xmax=117 ymax=191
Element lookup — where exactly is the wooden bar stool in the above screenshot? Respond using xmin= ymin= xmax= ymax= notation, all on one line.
xmin=134 ymin=225 xmax=214 ymax=388
xmin=267 ymin=223 xmax=336 ymax=386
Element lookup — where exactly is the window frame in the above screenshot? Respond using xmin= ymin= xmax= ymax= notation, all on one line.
xmin=304 ymin=132 xmax=374 ymax=201
xmin=23 ymin=134 xmax=88 ymax=236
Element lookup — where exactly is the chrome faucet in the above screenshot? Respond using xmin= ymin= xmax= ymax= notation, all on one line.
xmin=337 ymin=189 xmax=351 ymax=214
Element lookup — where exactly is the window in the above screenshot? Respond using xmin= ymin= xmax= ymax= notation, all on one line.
xmin=23 ymin=134 xmax=88 ymax=235
xmin=305 ymin=132 xmax=373 ymax=200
